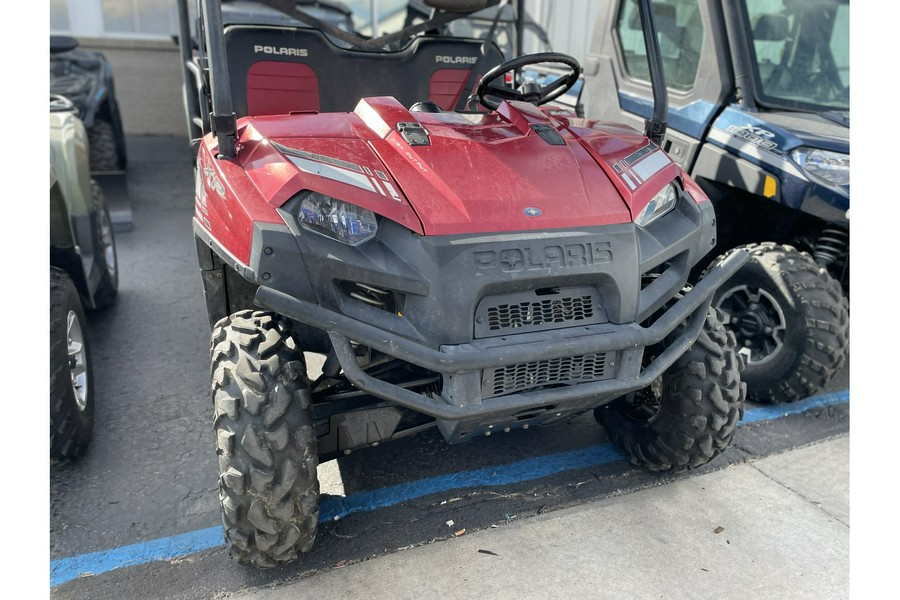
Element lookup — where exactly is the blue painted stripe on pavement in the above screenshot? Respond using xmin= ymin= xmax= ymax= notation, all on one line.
xmin=740 ymin=389 xmax=849 ymax=424
xmin=50 ymin=527 xmax=223 ymax=588
xmin=50 ymin=389 xmax=849 ymax=587
xmin=317 ymin=443 xmax=625 ymax=523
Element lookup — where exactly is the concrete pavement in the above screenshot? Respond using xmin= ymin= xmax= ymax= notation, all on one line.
xmin=224 ymin=436 xmax=850 ymax=600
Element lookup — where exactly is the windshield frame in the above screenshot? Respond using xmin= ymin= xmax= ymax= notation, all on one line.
xmin=737 ymin=0 xmax=849 ymax=113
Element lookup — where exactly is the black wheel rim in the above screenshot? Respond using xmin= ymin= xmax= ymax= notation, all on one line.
xmin=612 ymin=346 xmax=664 ymax=424
xmin=715 ymin=284 xmax=786 ymax=366
xmin=619 ymin=376 xmax=664 ymax=424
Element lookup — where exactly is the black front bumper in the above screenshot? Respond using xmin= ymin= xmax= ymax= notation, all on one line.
xmin=255 ymin=249 xmax=747 ymax=433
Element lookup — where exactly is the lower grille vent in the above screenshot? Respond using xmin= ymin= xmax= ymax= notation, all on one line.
xmin=484 ymin=352 xmax=614 ymax=398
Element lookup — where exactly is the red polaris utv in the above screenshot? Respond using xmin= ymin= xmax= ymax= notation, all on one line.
xmin=178 ymin=0 xmax=748 ymax=568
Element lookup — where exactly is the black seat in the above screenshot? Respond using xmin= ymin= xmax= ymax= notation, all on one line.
xmin=223 ymin=25 xmax=505 ymax=117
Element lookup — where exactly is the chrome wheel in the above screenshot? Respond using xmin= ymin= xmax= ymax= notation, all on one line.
xmin=99 ymin=208 xmax=117 ymax=283
xmin=67 ymin=310 xmax=89 ymax=411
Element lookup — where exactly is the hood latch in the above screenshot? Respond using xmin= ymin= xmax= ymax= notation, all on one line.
xmin=397 ymin=122 xmax=430 ymax=146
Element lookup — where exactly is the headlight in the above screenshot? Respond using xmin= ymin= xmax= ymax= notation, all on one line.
xmin=790 ymin=148 xmax=849 ymax=186
xmin=634 ymin=183 xmax=678 ymax=227
xmin=299 ymin=192 xmax=378 ymax=246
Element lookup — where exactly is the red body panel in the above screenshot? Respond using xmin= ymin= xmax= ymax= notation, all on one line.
xmin=194 ymin=97 xmax=705 ymax=264
xmin=560 ymin=116 xmax=683 ymax=210
xmin=356 ymin=98 xmax=634 ymax=235
xmin=195 ymin=139 xmax=285 ymax=265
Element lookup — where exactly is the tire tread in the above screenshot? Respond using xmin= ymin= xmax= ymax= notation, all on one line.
xmin=212 ymin=311 xmax=319 ymax=568
xmin=599 ymin=308 xmax=746 ymax=472
xmin=711 ymin=243 xmax=849 ymax=404
xmin=50 ymin=268 xmax=94 ymax=461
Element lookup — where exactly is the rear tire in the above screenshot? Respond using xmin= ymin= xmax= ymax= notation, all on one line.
xmin=89 ymin=179 xmax=118 ymax=309
xmin=50 ymin=268 xmax=94 ymax=461
xmin=709 ymin=243 xmax=849 ymax=403
xmin=596 ymin=307 xmax=745 ymax=471
xmin=211 ymin=311 xmax=320 ymax=568
xmin=88 ymin=118 xmax=121 ymax=172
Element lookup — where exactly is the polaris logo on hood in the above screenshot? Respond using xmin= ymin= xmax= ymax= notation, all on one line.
xmin=254 ymin=45 xmax=308 ymax=57
xmin=436 ymin=55 xmax=478 ymax=64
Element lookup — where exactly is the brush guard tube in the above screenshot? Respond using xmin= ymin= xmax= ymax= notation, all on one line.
xmin=254 ymin=250 xmax=747 ymax=420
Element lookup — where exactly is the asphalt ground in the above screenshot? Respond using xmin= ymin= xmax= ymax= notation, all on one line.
xmin=49 ymin=396 xmax=850 ymax=599
xmin=35 ymin=136 xmax=876 ymax=599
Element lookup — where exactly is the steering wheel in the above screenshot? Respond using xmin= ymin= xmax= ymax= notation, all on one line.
xmin=472 ymin=52 xmax=582 ymax=111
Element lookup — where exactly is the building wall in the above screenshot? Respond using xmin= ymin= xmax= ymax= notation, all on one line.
xmin=526 ymin=0 xmax=602 ymax=62
xmin=76 ymin=37 xmax=187 ymax=137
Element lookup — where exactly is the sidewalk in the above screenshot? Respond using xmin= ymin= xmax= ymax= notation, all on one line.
xmin=225 ymin=436 xmax=849 ymax=600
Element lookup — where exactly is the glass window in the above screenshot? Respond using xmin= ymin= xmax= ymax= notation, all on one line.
xmin=50 ymin=0 xmax=71 ymax=31
xmin=745 ymin=0 xmax=849 ymax=110
xmin=340 ymin=0 xmax=409 ymax=35
xmin=102 ymin=0 xmax=177 ymax=36
xmin=615 ymin=0 xmax=704 ymax=92
xmin=829 ymin=3 xmax=849 ymax=88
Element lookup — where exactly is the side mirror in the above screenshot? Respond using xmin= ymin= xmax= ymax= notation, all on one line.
xmin=51 ymin=35 xmax=79 ymax=53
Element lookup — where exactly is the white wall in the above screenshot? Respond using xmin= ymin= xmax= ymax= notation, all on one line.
xmin=526 ymin=0 xmax=602 ymax=61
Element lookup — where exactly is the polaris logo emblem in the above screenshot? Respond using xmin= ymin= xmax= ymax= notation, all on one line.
xmin=254 ymin=45 xmax=309 ymax=57
xmin=474 ymin=242 xmax=613 ymax=274
xmin=436 ymin=55 xmax=478 ymax=64
xmin=524 ymin=207 xmax=542 ymax=217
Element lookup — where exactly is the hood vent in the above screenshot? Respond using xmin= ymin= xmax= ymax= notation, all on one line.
xmin=530 ymin=124 xmax=566 ymax=146
xmin=397 ymin=122 xmax=430 ymax=146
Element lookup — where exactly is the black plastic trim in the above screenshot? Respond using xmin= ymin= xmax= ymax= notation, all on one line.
xmin=254 ymin=249 xmax=747 ymax=419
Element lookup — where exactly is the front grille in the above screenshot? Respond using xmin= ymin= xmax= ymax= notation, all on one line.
xmin=488 ymin=295 xmax=593 ymax=329
xmin=483 ymin=352 xmax=614 ymax=398
xmin=475 ymin=286 xmax=606 ymax=338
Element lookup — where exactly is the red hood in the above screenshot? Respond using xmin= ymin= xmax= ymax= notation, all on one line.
xmin=239 ymin=98 xmax=680 ymax=236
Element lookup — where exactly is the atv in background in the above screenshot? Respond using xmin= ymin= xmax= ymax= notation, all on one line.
xmin=50 ymin=35 xmax=128 ymax=173
xmin=179 ymin=0 xmax=748 ymax=568
xmin=50 ymin=94 xmax=120 ymax=462
xmin=581 ymin=0 xmax=849 ymax=404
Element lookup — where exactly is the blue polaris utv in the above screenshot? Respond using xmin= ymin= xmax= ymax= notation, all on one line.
xmin=580 ymin=0 xmax=849 ymax=404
